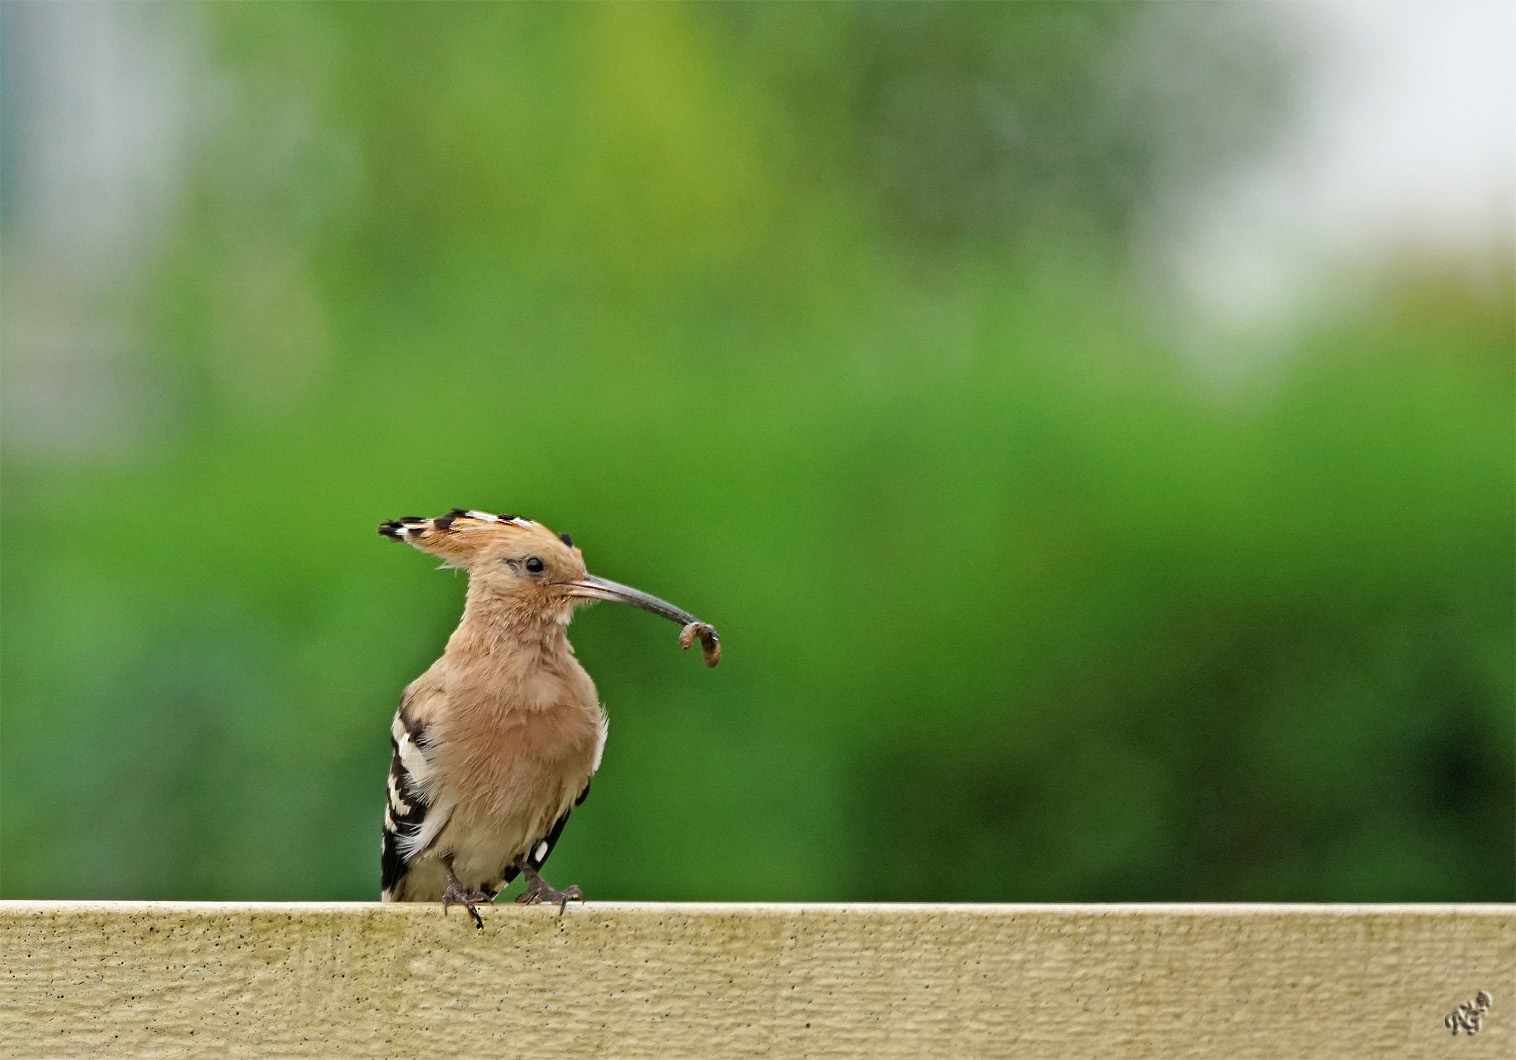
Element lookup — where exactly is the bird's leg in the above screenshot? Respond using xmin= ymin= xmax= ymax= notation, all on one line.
xmin=440 ymin=856 xmax=493 ymax=930
xmin=513 ymin=859 xmax=583 ymax=914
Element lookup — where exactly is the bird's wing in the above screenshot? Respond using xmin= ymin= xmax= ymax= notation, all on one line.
xmin=381 ymin=708 xmax=450 ymax=900
xmin=498 ymin=778 xmax=592 ymax=888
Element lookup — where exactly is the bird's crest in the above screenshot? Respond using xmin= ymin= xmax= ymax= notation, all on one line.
xmin=378 ymin=509 xmax=576 ymax=567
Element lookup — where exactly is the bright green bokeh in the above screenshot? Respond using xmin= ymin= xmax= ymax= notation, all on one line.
xmin=2 ymin=3 xmax=1510 ymax=902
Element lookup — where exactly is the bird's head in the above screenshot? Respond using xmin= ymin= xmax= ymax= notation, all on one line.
xmin=379 ymin=508 xmax=719 ymax=664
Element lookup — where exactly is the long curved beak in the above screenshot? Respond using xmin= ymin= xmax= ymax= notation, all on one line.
xmin=565 ymin=574 xmax=700 ymax=624
xmin=564 ymin=574 xmax=720 ymax=666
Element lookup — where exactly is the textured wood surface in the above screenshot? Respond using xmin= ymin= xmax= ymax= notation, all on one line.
xmin=2 ymin=902 xmax=1511 ymax=1058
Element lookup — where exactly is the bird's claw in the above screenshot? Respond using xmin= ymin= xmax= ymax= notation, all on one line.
xmin=442 ymin=878 xmax=493 ymax=930
xmin=516 ymin=879 xmax=583 ymax=914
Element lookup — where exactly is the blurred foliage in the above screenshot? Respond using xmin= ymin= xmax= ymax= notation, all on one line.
xmin=1 ymin=2 xmax=1510 ymax=902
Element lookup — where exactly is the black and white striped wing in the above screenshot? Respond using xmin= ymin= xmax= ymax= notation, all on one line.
xmin=381 ymin=710 xmax=445 ymax=900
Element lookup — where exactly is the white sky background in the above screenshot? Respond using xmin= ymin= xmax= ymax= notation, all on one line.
xmin=1153 ymin=0 xmax=1515 ymax=353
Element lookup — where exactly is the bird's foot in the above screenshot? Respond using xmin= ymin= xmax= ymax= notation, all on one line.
xmin=515 ymin=864 xmax=583 ymax=914
xmin=441 ymin=874 xmax=493 ymax=931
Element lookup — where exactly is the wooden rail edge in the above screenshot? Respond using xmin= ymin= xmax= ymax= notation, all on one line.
xmin=3 ymin=902 xmax=1512 ymax=1059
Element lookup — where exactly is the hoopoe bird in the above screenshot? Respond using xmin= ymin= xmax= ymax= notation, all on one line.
xmin=377 ymin=508 xmax=719 ymax=928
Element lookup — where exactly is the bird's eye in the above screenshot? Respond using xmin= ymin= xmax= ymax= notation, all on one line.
xmin=524 ymin=556 xmax=545 ymax=574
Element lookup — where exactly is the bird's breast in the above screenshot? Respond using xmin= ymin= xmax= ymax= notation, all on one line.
xmin=435 ymin=660 xmax=604 ymax=825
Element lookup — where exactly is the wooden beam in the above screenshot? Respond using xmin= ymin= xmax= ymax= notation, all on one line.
xmin=3 ymin=902 xmax=1511 ymax=1058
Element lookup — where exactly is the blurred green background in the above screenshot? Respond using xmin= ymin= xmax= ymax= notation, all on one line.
xmin=2 ymin=2 xmax=1511 ymax=902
